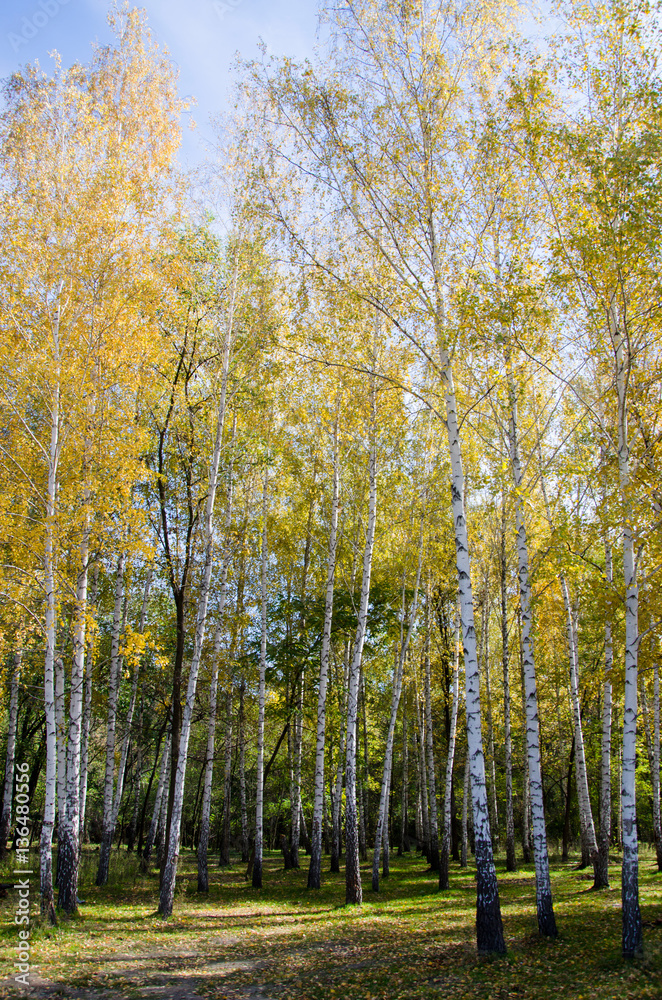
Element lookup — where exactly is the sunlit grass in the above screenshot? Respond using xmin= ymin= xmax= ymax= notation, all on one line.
xmin=0 ymin=846 xmax=660 ymax=998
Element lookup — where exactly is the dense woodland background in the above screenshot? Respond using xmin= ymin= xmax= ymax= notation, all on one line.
xmin=0 ymin=0 xmax=661 ymax=968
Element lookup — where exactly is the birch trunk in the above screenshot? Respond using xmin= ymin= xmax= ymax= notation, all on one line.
xmin=58 ymin=517 xmax=91 ymax=913
xmin=400 ymin=687 xmax=410 ymax=854
xmin=372 ymin=550 xmax=423 ymax=891
xmin=159 ymin=360 xmax=230 ymax=917
xmin=599 ymin=540 xmax=613 ymax=887
xmin=79 ymin=564 xmax=98 ymax=846
xmin=345 ymin=440 xmax=377 ymax=905
xmin=481 ymin=593 xmax=499 ymax=848
xmin=562 ymin=583 xmax=600 ymax=884
xmin=127 ymin=695 xmax=143 ymax=853
xmin=96 ymin=553 xmax=125 ymax=886
xmin=612 ymin=321 xmax=642 ymax=958
xmin=308 ymin=429 xmax=339 ymax=888
xmin=40 ymin=289 xmax=61 ymax=925
xmin=291 ymin=675 xmax=303 ymax=867
xmin=143 ymin=735 xmax=170 ymax=869
xmin=507 ymin=368 xmax=556 ymax=937
xmin=440 ymin=609 xmax=460 ymax=890
xmin=331 ymin=645 xmax=349 ymax=874
xmin=252 ymin=468 xmax=269 ymax=890
xmin=54 ymin=654 xmax=66 ymax=891
xmin=219 ymin=686 xmax=233 ymax=867
xmin=415 ymin=673 xmax=430 ymax=858
xmin=239 ymin=678 xmax=249 ymax=862
xmin=199 ymin=438 xmax=235 ymax=886
xmin=440 ymin=348 xmax=504 ymax=951
xmin=424 ymin=582 xmax=440 ymax=871
xmin=501 ymin=495 xmax=516 ymax=872
xmin=0 ymin=652 xmax=21 ymax=858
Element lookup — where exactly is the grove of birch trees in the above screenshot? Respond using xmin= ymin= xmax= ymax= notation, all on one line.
xmin=0 ymin=0 xmax=660 ymax=964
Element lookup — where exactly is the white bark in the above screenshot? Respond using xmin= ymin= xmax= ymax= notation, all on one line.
xmin=79 ymin=564 xmax=98 ymax=844
xmin=442 ymin=348 xmax=504 ymax=952
xmin=507 ymin=365 xmax=556 ymax=937
xmin=58 ymin=518 xmax=91 ymax=913
xmin=612 ymin=316 xmax=642 ymax=957
xmin=481 ymin=591 xmax=499 ymax=846
xmin=39 ymin=287 xmax=61 ymax=924
xmin=440 ymin=607 xmax=460 ymax=890
xmin=96 ymin=552 xmax=125 ymax=886
xmin=143 ymin=733 xmax=171 ymax=866
xmin=561 ymin=581 xmax=599 ymax=877
xmin=54 ymin=654 xmax=66 ymax=883
xmin=199 ymin=432 xmax=235 ymax=887
xmin=308 ymin=428 xmax=340 ymax=888
xmin=345 ymin=438 xmax=377 ymax=905
xmin=372 ymin=545 xmax=423 ymax=891
xmin=424 ymin=580 xmax=439 ymax=870
xmin=159 ymin=348 xmax=231 ymax=916
xmin=501 ymin=494 xmax=515 ymax=872
xmin=251 ymin=466 xmax=269 ymax=890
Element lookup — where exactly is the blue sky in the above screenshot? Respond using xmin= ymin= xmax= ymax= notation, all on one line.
xmin=0 ymin=0 xmax=320 ymax=166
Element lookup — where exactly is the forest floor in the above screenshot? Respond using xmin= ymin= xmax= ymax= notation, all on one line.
xmin=0 ymin=847 xmax=660 ymax=1000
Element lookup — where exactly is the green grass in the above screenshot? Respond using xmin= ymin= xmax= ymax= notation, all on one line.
xmin=0 ymin=847 xmax=660 ymax=999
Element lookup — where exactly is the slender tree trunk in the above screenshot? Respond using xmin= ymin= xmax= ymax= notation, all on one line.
xmin=143 ymin=733 xmax=171 ymax=868
xmin=308 ymin=432 xmax=339 ymax=888
xmin=40 ymin=295 xmax=61 ymax=926
xmin=441 ymin=348 xmax=505 ymax=952
xmin=291 ymin=674 xmax=303 ymax=868
xmin=562 ymin=581 xmax=600 ymax=885
xmin=252 ymin=468 xmax=269 ymax=890
xmin=507 ymin=366 xmax=556 ymax=937
xmin=373 ymin=550 xmax=422 ymax=891
xmin=415 ymin=673 xmax=430 ymax=858
xmin=345 ymin=437 xmax=377 ymax=905
xmin=361 ymin=671 xmax=370 ymax=857
xmin=0 ymin=653 xmax=21 ymax=859
xmin=197 ymin=627 xmax=222 ymax=889
xmin=501 ymin=497 xmax=516 ymax=872
xmin=79 ymin=564 xmax=98 ymax=847
xmin=481 ymin=589 xmax=499 ymax=848
xmin=128 ymin=692 xmax=144 ymax=853
xmin=400 ymin=687 xmax=410 ymax=855
xmin=159 ymin=352 xmax=230 ymax=917
xmin=597 ymin=537 xmax=614 ymax=886
xmin=59 ymin=514 xmax=91 ymax=913
xmin=54 ymin=654 xmax=66 ymax=890
xmin=199 ymin=436 xmax=235 ymax=885
xmin=562 ymin=734 xmax=576 ymax=862
xmin=331 ymin=643 xmax=350 ymax=873
xmin=440 ymin=609 xmax=460 ymax=890
xmin=612 ymin=325 xmax=642 ymax=958
xmin=424 ymin=581 xmax=440 ymax=871
xmin=96 ymin=553 xmax=125 ymax=886
xmin=220 ymin=686 xmax=233 ymax=867
xmin=239 ymin=678 xmax=249 ymax=862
